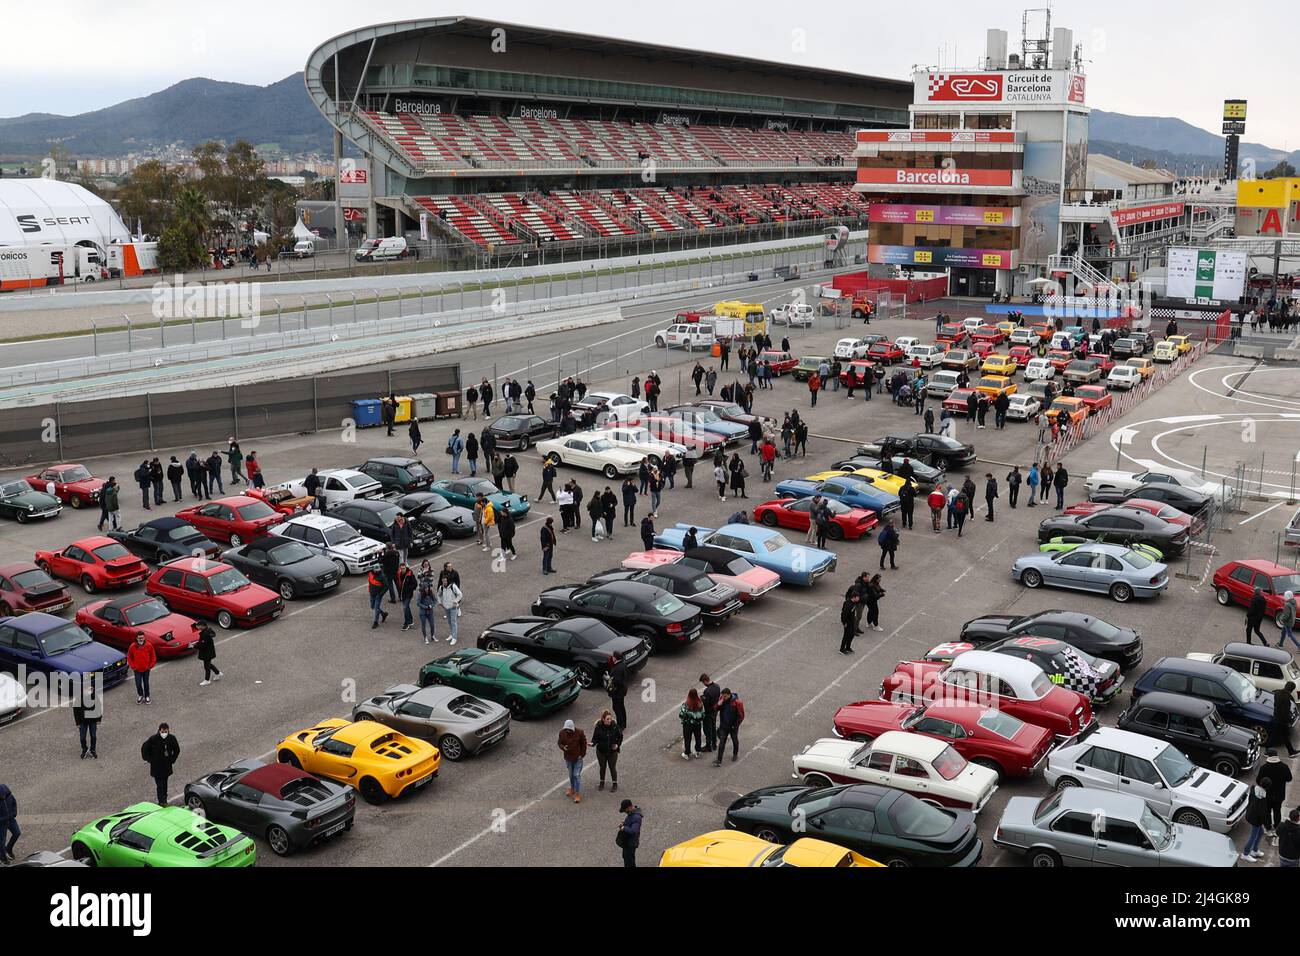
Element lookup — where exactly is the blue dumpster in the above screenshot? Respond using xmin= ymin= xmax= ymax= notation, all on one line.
xmin=351 ymin=398 xmax=382 ymax=428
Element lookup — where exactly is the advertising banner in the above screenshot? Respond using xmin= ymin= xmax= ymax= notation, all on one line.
xmin=856 ymin=167 xmax=1016 ymax=188
xmin=856 ymin=130 xmax=1018 ymax=144
xmin=1112 ymin=201 xmax=1185 ymax=228
xmin=1167 ymin=248 xmax=1247 ymax=301
xmin=869 ymin=245 xmax=1013 ymax=269
xmin=868 ymin=204 xmax=1014 ymax=226
xmin=915 ymin=71 xmax=1087 ymax=106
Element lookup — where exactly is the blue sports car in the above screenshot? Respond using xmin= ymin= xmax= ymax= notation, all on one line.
xmin=773 ymin=476 xmax=901 ymax=518
xmin=1011 ymin=542 xmax=1168 ymax=604
xmin=0 ymin=612 xmax=129 ymax=688
xmin=662 ymin=406 xmax=748 ymax=443
xmin=654 ymin=523 xmax=836 ymax=586
xmin=430 ymin=477 xmax=530 ymax=518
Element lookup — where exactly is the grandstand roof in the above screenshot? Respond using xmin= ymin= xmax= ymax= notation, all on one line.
xmin=1087 ymin=153 xmax=1179 ymax=189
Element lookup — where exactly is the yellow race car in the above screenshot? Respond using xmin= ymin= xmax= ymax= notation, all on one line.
xmin=981 ymin=354 xmax=1018 ymax=376
xmin=806 ymin=467 xmax=911 ymax=496
xmin=276 ymin=718 xmax=440 ymax=804
xmin=660 ymin=830 xmax=882 ymax=867
xmin=1168 ymin=334 xmax=1193 ymax=354
xmin=972 ymin=375 xmax=1017 ymax=400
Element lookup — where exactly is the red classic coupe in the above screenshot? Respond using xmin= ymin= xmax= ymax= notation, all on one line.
xmin=752 ymin=497 xmax=879 ymax=540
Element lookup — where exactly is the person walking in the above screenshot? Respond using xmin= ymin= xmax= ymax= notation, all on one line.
xmin=1272 ymin=682 xmax=1300 ymax=757
xmin=714 ymin=461 xmax=727 ymax=502
xmin=127 ymin=632 xmax=157 ymax=704
xmin=226 ymin=439 xmax=244 ymax=485
xmin=587 ymin=492 xmax=605 ymax=542
xmin=897 ymin=479 xmax=916 ymax=530
xmin=196 ymin=624 xmax=221 ymax=686
xmin=877 ymin=518 xmax=899 ymax=570
xmin=699 ymin=674 xmax=720 ymax=754
xmin=367 ymin=567 xmax=390 ymax=629
xmin=540 ymin=517 xmax=557 ymax=575
xmin=682 ymin=453 xmax=695 ymax=489
xmin=72 ymin=678 xmax=101 ymax=759
xmin=680 ymin=688 xmax=705 ymax=758
xmin=497 ymin=506 xmax=517 ymax=561
xmin=1052 ymin=463 xmax=1069 ymax=509
xmin=0 ymin=784 xmax=16 ymax=863
xmin=166 ymin=457 xmax=184 ymax=502
xmin=1278 ymin=591 xmax=1298 ymax=650
xmin=149 ymin=458 xmax=165 ymax=506
xmin=1258 ymin=749 xmax=1292 ymax=838
xmin=648 ymin=467 xmax=663 ymax=518
xmin=96 ymin=477 xmax=117 ymax=532
xmin=558 ymin=719 xmax=588 ymax=803
xmin=397 ymin=564 xmax=417 ymax=631
xmin=436 ymin=571 xmax=462 ymax=645
xmin=692 ymin=362 xmax=704 ymax=396
xmin=600 ymin=486 xmax=617 ymax=539
xmin=839 ymin=591 xmax=859 ymax=654
xmin=539 ymin=455 xmax=558 ymax=502
xmin=953 ymin=489 xmax=970 ymax=537
xmin=712 ymin=688 xmax=744 ymax=765
xmin=417 ymin=565 xmax=438 ymax=644
xmin=380 ymin=543 xmax=400 ymax=605
xmin=592 ymin=710 xmax=622 ymax=791
xmin=479 ymin=379 xmax=493 ymax=418
xmin=864 ymin=574 xmax=885 ymax=632
xmin=206 ymin=451 xmax=224 ymax=496
xmin=502 ymin=453 xmax=518 ymax=493
xmin=927 ymin=484 xmax=945 ymax=533
xmin=617 ymin=800 xmax=642 ymax=868
xmin=409 ymin=418 xmax=423 ymax=455
xmin=728 ymin=453 xmax=747 ymax=499
xmin=1006 ymin=466 xmax=1022 ymax=509
xmin=134 ymin=460 xmax=152 ymax=510
xmin=141 ymin=723 xmax=180 ymax=805
xmin=1242 ymin=781 xmax=1270 ymax=862
xmin=760 ymin=437 xmax=776 ymax=482
xmin=984 ymin=473 xmax=999 ymax=522
xmin=1246 ymin=587 xmax=1268 ymax=645
xmin=245 ymin=452 xmax=264 ymax=490
xmin=480 ymin=497 xmax=496 ymax=553
xmin=808 ymin=370 xmax=821 ymax=407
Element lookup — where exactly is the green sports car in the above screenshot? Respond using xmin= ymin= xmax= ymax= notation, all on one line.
xmin=70 ymin=802 xmax=256 ymax=867
xmin=1039 ymin=536 xmax=1163 ymax=561
xmin=0 ymin=478 xmax=61 ymax=523
xmin=429 ymin=477 xmax=529 ymax=518
xmin=418 ymin=648 xmax=579 ymax=719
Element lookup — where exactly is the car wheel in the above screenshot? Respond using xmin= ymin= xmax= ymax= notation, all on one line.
xmin=71 ymin=842 xmax=95 ymax=865
xmin=759 ymin=510 xmax=779 ymax=526
xmin=1054 ymin=776 xmax=1081 ymax=791
xmin=754 ymin=826 xmax=783 ymax=844
xmin=543 ymin=608 xmax=564 ymax=621
xmin=802 ymin=773 xmax=834 ymax=789
xmin=421 ymin=673 xmax=442 ymax=687
xmin=1022 ymin=568 xmax=1043 ymax=589
xmin=574 ymin=663 xmax=597 ymax=688
xmin=80 ymin=575 xmax=96 ymax=594
xmin=507 ymin=696 xmax=528 ymax=719
xmin=1029 ymin=848 xmax=1061 ymax=868
xmin=1215 ymin=587 xmax=1232 ymax=606
xmin=603 ymin=464 xmax=619 ymax=480
xmin=827 ymin=524 xmax=844 ymax=540
xmin=69 ymin=497 xmax=82 ymax=509
xmin=1109 ymin=582 xmax=1133 ymax=603
xmin=438 ymin=734 xmax=466 ymax=762
xmin=16 ymin=511 xmax=27 ymax=524
xmin=1173 ymin=808 xmax=1207 ymax=829
xmin=216 ymin=610 xmax=235 ymax=630
xmin=1276 ymin=611 xmax=1287 ymax=630
xmin=519 ymin=436 xmax=530 ymax=452
xmin=359 ymin=777 xmax=387 ymax=804
xmin=277 ymin=750 xmax=301 ymax=768
xmin=484 ymin=637 xmax=507 ymax=652
xmin=278 ymin=580 xmax=296 ymax=601
xmin=266 ymin=825 xmax=292 ymax=856
xmin=185 ymin=795 xmax=206 ymax=816
xmin=971 ymin=757 xmax=1004 ymax=781
xmin=36 ymin=559 xmax=50 ymax=574
xmin=1212 ymin=756 xmax=1239 ymax=777
xmin=885 ymin=857 xmax=911 ymax=868
xmin=333 ymin=559 xmax=348 ymax=577
xmin=229 ymin=533 xmax=243 ymax=547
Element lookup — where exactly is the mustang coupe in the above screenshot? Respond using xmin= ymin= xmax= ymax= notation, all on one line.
xmin=276 ymin=718 xmax=440 ymax=804
xmin=351 ymin=683 xmax=511 ymax=760
xmin=483 ymin=415 xmax=557 ymax=452
xmin=1012 ymin=542 xmax=1169 ymax=603
xmin=536 ymin=435 xmax=643 ymax=479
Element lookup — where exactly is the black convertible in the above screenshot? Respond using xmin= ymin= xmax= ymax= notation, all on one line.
xmin=109 ymin=517 xmax=221 ymax=563
xmin=478 ymin=616 xmax=649 ymax=688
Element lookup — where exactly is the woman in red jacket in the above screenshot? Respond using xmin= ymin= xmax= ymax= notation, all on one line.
xmin=126 ymin=632 xmax=158 ymax=704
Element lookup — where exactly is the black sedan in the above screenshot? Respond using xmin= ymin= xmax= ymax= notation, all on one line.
xmin=586 ymin=564 xmax=742 ymax=625
xmin=478 ymin=616 xmax=650 ymax=688
xmin=222 ymin=537 xmax=342 ymax=600
xmin=867 ymin=433 xmax=976 ymax=469
xmin=108 ymin=516 xmax=222 ymax=563
xmin=357 ymin=457 xmax=435 ymax=494
xmin=485 ymin=414 xmax=557 ymax=451
xmin=331 ymin=499 xmax=443 ymax=555
xmin=183 ymin=758 xmax=355 ymax=856
xmin=960 ymin=609 xmax=1144 ymax=671
xmin=530 ymin=580 xmax=703 ymax=653
xmin=394 ymin=492 xmax=476 ymax=538
xmin=1089 ymin=482 xmax=1213 ymax=516
xmin=1036 ymin=506 xmax=1189 ymax=556
xmin=725 ymin=784 xmax=982 ymax=868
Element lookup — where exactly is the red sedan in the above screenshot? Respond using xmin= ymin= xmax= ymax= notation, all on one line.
xmin=1046 ymin=349 xmax=1074 ymax=372
xmin=176 ymin=495 xmax=285 ymax=545
xmin=35 ymin=537 xmax=150 ymax=594
xmin=752 ymin=497 xmax=879 ymax=540
xmin=0 ymin=561 xmax=73 ymax=616
xmin=969 ymin=340 xmax=995 ymax=359
xmin=936 ymin=324 xmax=969 ymax=347
xmin=145 ymin=557 xmax=284 ymax=630
xmin=1212 ymin=559 xmax=1300 ymax=628
xmin=1008 ymin=345 xmax=1034 ymax=368
xmin=24 ymin=463 xmax=104 ymax=509
xmin=1065 ymin=499 xmax=1198 ymax=532
xmin=866 ymin=341 xmax=904 ymax=364
xmin=1085 ymin=355 xmax=1116 ymax=375
xmin=831 ymin=700 xmax=1054 ymax=779
xmin=77 ymin=595 xmax=202 ymax=658
xmin=1074 ymin=384 xmax=1113 ymax=413
xmin=838 ymin=359 xmax=876 ymax=387
xmin=970 ymin=326 xmax=1007 ymax=345
xmin=943 ymin=388 xmax=976 ymax=413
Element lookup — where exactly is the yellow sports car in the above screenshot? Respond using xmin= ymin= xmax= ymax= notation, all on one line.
xmin=972 ymin=375 xmax=1017 ymax=400
xmin=1168 ymin=334 xmax=1192 ymax=354
xmin=981 ymin=354 xmax=1018 ymax=376
xmin=660 ymin=830 xmax=882 ymax=867
xmin=276 ymin=718 xmax=440 ymax=804
xmin=806 ymin=468 xmax=911 ymax=496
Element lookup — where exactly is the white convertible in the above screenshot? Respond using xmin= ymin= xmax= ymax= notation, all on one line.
xmin=536 ymin=435 xmax=644 ymax=479
xmin=791 ymin=730 xmax=998 ymax=813
xmin=591 ymin=425 xmax=690 ymax=464
xmin=1083 ymin=466 xmax=1229 ymax=500
xmin=275 ymin=468 xmax=383 ymax=509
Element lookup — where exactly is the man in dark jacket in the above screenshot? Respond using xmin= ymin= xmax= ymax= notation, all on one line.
xmin=993 ymin=391 xmax=1011 ymax=430
xmin=73 ymin=679 xmax=101 ymax=758
xmin=1247 ymin=588 xmax=1268 ymax=645
xmin=897 ymin=480 xmax=916 ymax=530
xmin=1273 ymin=683 xmax=1299 ymax=756
xmin=480 ymin=427 xmax=496 ymax=462
xmin=600 ymin=486 xmax=618 ymax=539
xmin=149 ymin=458 xmax=165 ymax=506
xmin=206 ymin=451 xmax=225 ymax=496
xmin=1278 ymin=808 xmax=1300 ymax=866
xmin=391 ymin=515 xmax=413 ymax=566
xmin=141 ymin=723 xmax=180 ymax=804
xmin=0 ymin=783 xmax=17 ymax=862
xmin=1006 ymin=466 xmax=1022 ymax=508
xmin=640 ymin=515 xmax=656 ymax=553
xmin=747 ymin=418 xmax=762 ymax=455
xmin=984 ymin=473 xmax=999 ymax=522
xmin=712 ymin=688 xmax=744 ymax=765
xmin=380 ymin=544 xmax=400 ymax=604
xmin=839 ymin=592 xmax=860 ymax=654
xmin=606 ymin=653 xmax=629 ymax=729
xmin=1052 ymin=463 xmax=1070 ymax=509
xmin=1258 ymin=750 xmax=1293 ymax=834
xmin=618 ymin=799 xmax=642 ymax=868
xmin=166 ymin=457 xmax=185 ymax=502
xmin=185 ymin=452 xmax=207 ymax=498
xmin=134 ymin=460 xmax=152 ymax=510
xmin=465 ymin=432 xmax=479 ymax=477
xmin=878 ymin=519 xmax=899 ymax=570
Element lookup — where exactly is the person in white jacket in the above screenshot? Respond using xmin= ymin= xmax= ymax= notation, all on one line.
xmin=436 ymin=573 xmax=463 ymax=645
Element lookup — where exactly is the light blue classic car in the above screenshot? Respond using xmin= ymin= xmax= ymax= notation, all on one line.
xmin=653 ymin=523 xmax=836 ymax=586
xmin=773 ymin=477 xmax=900 ymax=518
xmin=1011 ymin=542 xmax=1168 ymax=603
xmin=429 ymin=477 xmax=530 ymax=518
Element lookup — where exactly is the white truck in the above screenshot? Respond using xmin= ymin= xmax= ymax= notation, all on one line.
xmin=770 ymin=303 xmax=815 ymax=327
xmin=653 ymin=322 xmax=716 ymax=350
xmin=354 ymin=236 xmax=408 ymax=262
xmin=0 ymin=245 xmax=106 ymax=291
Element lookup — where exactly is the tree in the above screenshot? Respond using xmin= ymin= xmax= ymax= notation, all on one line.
xmin=116 ymin=160 xmax=185 ymax=234
xmin=157 ymin=185 xmax=211 ymax=272
xmin=1264 ymin=161 xmax=1298 ymax=180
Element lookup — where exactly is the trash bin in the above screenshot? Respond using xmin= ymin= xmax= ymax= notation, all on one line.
xmin=393 ymin=396 xmax=413 ymax=423
xmin=434 ymin=391 xmax=462 ymax=419
xmin=350 ymin=399 xmax=382 ymax=428
xmin=710 ymin=342 xmax=722 ymax=358
xmin=410 ymin=392 xmax=438 ymax=421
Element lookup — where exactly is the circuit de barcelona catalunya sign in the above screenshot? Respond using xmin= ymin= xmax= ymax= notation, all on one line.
xmin=916 ymin=71 xmax=1086 ymax=106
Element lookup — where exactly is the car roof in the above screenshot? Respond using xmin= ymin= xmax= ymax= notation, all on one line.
xmin=873 ymin=730 xmax=948 ymax=761
xmin=103 ymin=595 xmax=158 ymax=611
xmin=284 ymin=513 xmax=351 ymax=529
xmin=71 ymin=536 xmax=118 ymax=548
xmin=199 ymin=495 xmax=261 ymax=507
xmin=831 ymin=783 xmax=895 ymax=810
xmin=1054 ymin=787 xmax=1146 ymax=817
xmin=240 ymin=762 xmax=314 ymax=799
xmin=319 ymin=468 xmax=372 ymax=480
xmin=163 ymin=557 xmax=231 ymax=574
xmin=362 ymin=457 xmax=420 ymax=467
xmin=336 ymin=498 xmax=395 ymax=512
xmin=1228 ymin=559 xmax=1294 ymax=575
xmin=1080 ymin=727 xmax=1166 ymax=760
xmin=1149 ymin=656 xmax=1233 ymax=680
xmin=685 ymin=545 xmax=734 ymax=563
xmin=8 ymin=611 xmax=72 ymax=633
xmin=950 ymin=650 xmax=1044 ymax=690
xmin=640 ymin=564 xmax=708 ymax=583
xmin=1221 ymin=642 xmax=1292 ymax=665
xmin=590 ymin=580 xmax=665 ymax=600
xmin=1131 ymin=691 xmax=1215 ymax=717
xmin=141 ymin=516 xmax=193 ymax=531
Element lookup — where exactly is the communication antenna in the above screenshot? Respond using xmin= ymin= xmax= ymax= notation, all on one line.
xmin=1022 ymin=5 xmax=1052 ymax=69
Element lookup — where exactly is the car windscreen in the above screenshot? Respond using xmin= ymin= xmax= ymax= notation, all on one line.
xmin=1271 ymin=573 xmax=1300 ymax=593
xmin=12 ymin=569 xmax=53 ymax=588
xmin=760 ymin=533 xmax=790 ymax=553
xmin=1140 ymin=804 xmax=1173 ymax=849
xmin=373 ymin=506 xmax=402 ymax=527
xmin=207 ymin=568 xmax=251 ymax=594
xmin=39 ymin=623 xmax=93 ymax=654
xmin=236 ymin=501 xmax=277 ymax=520
xmin=124 ymin=600 xmax=172 ymax=626
xmin=1154 ymin=744 xmax=1197 ymax=788
xmin=344 ymin=475 xmax=375 ymax=489
xmin=1223 ymin=670 xmax=1257 ymax=705
xmin=495 ymin=418 xmax=524 ymax=430
xmin=931 ymin=746 xmax=968 ymax=780
xmin=1033 ymin=792 xmax=1063 ymax=825
xmin=652 ymin=594 xmax=686 ymax=616
xmin=976 ymin=709 xmax=1025 ymax=740
xmin=513 ymin=657 xmax=559 ymax=682
xmin=1028 ymin=672 xmax=1053 ymax=699
xmin=266 ymin=542 xmax=314 ymax=565
xmin=61 ymin=466 xmax=92 ymax=482
xmin=322 ymin=525 xmax=364 ymax=546
xmin=406 ymin=463 xmax=432 ymax=479
xmin=167 ymin=526 xmax=203 ymax=542
xmin=1 ymin=480 xmax=30 ymax=497
xmin=1121 ymin=550 xmax=1154 ymax=569
xmin=588 ymin=439 xmax=616 ymax=453
xmin=91 ymin=543 xmax=132 ymax=561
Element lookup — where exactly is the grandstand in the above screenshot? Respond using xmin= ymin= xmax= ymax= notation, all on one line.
xmin=305 ymin=17 xmax=910 ymax=261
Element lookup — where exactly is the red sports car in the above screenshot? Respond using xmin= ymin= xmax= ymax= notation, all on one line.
xmin=0 ymin=561 xmax=73 ymax=616
xmin=245 ymin=486 xmax=313 ymax=515
xmin=35 ymin=537 xmax=150 ymax=593
xmin=752 ymin=498 xmax=878 ymax=540
xmin=866 ymin=341 xmax=904 ymax=364
xmin=24 ymin=463 xmax=104 ymax=508
xmin=942 ymin=388 xmax=976 ymax=413
xmin=77 ymin=595 xmax=202 ymax=658
xmin=758 ymin=350 xmax=799 ymax=374
xmin=1073 ymin=385 xmax=1113 ymax=413
xmin=145 ymin=557 xmax=284 ymax=629
xmin=831 ymin=700 xmax=1054 ymax=779
xmin=1008 ymin=345 xmax=1034 ymax=368
xmin=970 ymin=326 xmax=1007 ymax=345
xmin=176 ymin=495 xmax=285 ymax=545
xmin=1065 ymin=499 xmax=1198 ymax=531
xmin=838 ymin=359 xmax=876 ymax=387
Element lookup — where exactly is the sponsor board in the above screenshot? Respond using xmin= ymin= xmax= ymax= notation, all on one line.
xmin=869 ymin=244 xmax=1013 ymax=270
xmin=869 ymin=203 xmax=1014 ymax=226
xmin=917 ymin=70 xmax=1087 ymax=106
xmin=1111 ymin=201 xmax=1186 ymax=228
xmin=857 ymin=167 xmax=1016 ymax=188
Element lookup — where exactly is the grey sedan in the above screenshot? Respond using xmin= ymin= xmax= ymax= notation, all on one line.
xmin=352 ymin=683 xmax=511 ymax=761
xmin=993 ymin=788 xmax=1238 ymax=868
xmin=1011 ymin=542 xmax=1168 ymax=603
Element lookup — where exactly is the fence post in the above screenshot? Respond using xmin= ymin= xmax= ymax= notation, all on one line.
xmin=232 ymin=385 xmax=239 ymax=440
xmin=55 ymin=403 xmax=64 ymax=460
xmin=146 ymin=392 xmax=155 ymax=449
xmin=1201 ymin=446 xmax=1207 ymax=478
xmin=353 ymin=292 xmax=358 ymax=323
xmin=312 ymin=377 xmax=319 ymax=433
xmin=126 ymin=316 xmax=132 ymax=352
xmin=275 ymin=299 xmax=282 ymax=335
xmin=92 ymin=320 xmax=98 ymax=357
xmin=191 ymin=313 xmax=197 ymax=344
xmin=159 ymin=311 xmax=165 ymax=349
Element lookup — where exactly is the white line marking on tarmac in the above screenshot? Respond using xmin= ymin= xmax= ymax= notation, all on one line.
xmin=1239 ymin=501 xmax=1284 ymax=525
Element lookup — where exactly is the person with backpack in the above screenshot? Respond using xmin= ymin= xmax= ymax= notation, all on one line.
xmin=447 ymin=429 xmax=464 ymax=474
xmin=680 ymin=688 xmax=705 ymax=759
xmin=877 ymin=518 xmax=899 ymax=570
xmin=953 ymin=490 xmax=970 ymax=537
xmin=133 ymin=460 xmax=152 ymax=510
xmin=712 ymin=688 xmax=745 ymax=765
xmin=558 ymin=719 xmax=588 ymax=804
xmin=617 ymin=799 xmax=642 ymax=868
xmin=592 ymin=710 xmax=622 ymax=792
xmin=1007 ymin=466 xmax=1023 ymax=509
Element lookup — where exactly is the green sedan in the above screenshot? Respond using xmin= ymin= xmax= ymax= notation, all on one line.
xmin=419 ymin=648 xmax=579 ymax=719
xmin=70 ymin=802 xmax=256 ymax=867
xmin=429 ymin=477 xmax=529 ymax=518
xmin=0 ymin=479 xmax=61 ymax=523
xmin=791 ymin=356 xmax=829 ymax=382
xmin=1039 ymin=536 xmax=1163 ymax=561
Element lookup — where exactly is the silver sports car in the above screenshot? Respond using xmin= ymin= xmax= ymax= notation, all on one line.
xmin=1011 ymin=542 xmax=1168 ymax=603
xmin=352 ymin=683 xmax=511 ymax=761
xmin=993 ymin=788 xmax=1238 ymax=868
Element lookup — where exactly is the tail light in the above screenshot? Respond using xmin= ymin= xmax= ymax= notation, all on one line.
xmin=667 ymin=622 xmax=683 ymax=634
xmin=1150 ymin=575 xmax=1162 ymax=584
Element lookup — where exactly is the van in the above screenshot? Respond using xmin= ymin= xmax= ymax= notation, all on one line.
xmin=713 ymin=300 xmax=767 ymax=338
xmin=654 ymin=323 xmax=715 ymax=350
xmin=292 ymin=239 xmax=316 ymax=258
xmin=355 ymin=236 xmax=408 ymax=262
xmin=1023 ymin=357 xmax=1056 ymax=382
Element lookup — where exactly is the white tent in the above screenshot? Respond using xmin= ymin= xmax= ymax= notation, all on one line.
xmin=0 ymin=178 xmax=131 ymax=249
xmin=291 ymin=217 xmax=315 ymax=242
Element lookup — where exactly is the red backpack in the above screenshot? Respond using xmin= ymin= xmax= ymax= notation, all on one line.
xmin=733 ymin=698 xmax=746 ymax=724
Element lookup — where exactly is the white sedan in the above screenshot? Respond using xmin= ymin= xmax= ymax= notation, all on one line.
xmin=1083 ymin=467 xmax=1229 ymax=500
xmin=1005 ymin=394 xmax=1041 ymax=421
xmin=791 ymin=730 xmax=998 ymax=813
xmin=591 ymin=425 xmax=688 ymax=465
xmin=276 ymin=468 xmax=383 ymax=509
xmin=833 ymin=337 xmax=871 ymax=360
xmin=536 ymin=435 xmax=644 ymax=479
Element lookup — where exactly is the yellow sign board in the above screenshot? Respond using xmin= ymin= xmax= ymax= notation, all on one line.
xmin=983 ymin=210 xmax=1005 ymax=224
xmin=914 ymin=209 xmax=935 ymax=222
xmin=912 ymin=250 xmax=934 ymax=264
xmin=1223 ymin=100 xmax=1247 ymax=120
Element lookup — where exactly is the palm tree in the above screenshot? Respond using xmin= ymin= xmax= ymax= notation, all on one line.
xmin=174 ymin=186 xmax=210 ymax=245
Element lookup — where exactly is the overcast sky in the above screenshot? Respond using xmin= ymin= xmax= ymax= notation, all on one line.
xmin=1 ymin=0 xmax=1291 ymax=149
